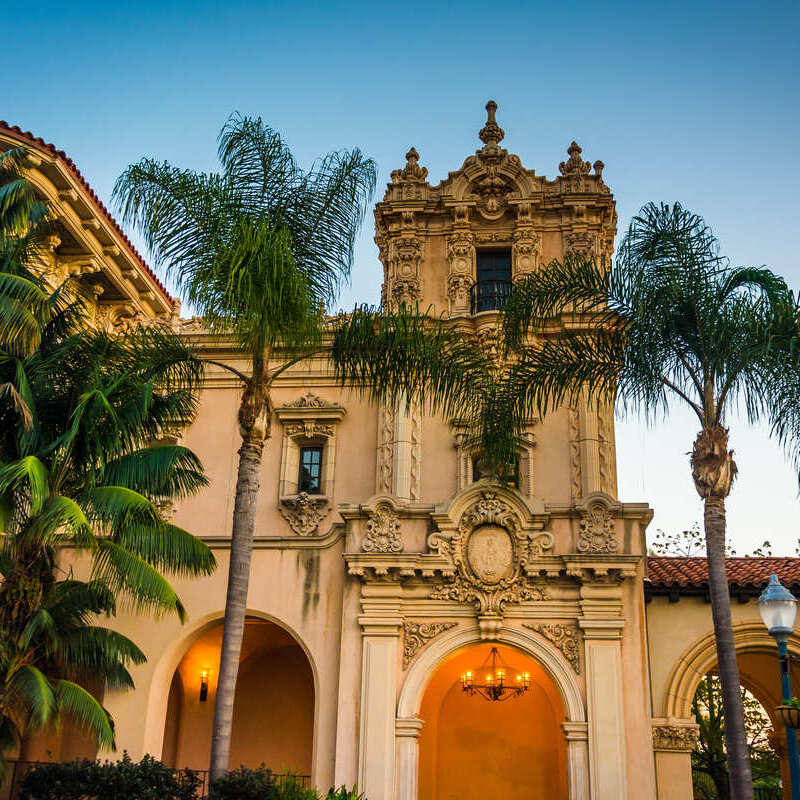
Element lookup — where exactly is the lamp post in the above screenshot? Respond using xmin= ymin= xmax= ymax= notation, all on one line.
xmin=759 ymin=572 xmax=800 ymax=800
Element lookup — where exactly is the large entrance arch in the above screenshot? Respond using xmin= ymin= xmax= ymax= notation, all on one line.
xmin=418 ymin=642 xmax=568 ymax=798
xmin=161 ymin=616 xmax=315 ymax=774
xmin=395 ymin=625 xmax=589 ymax=800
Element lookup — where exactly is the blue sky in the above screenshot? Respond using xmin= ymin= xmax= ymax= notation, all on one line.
xmin=5 ymin=0 xmax=800 ymax=552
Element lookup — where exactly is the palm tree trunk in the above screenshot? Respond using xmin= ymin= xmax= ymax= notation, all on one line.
xmin=208 ymin=422 xmax=266 ymax=780
xmin=704 ymin=494 xmax=753 ymax=800
xmin=692 ymin=424 xmax=752 ymax=800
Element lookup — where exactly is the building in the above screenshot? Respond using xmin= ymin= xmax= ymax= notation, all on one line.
xmin=2 ymin=106 xmax=800 ymax=800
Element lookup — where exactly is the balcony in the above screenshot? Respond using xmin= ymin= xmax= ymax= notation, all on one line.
xmin=470 ymin=279 xmax=512 ymax=314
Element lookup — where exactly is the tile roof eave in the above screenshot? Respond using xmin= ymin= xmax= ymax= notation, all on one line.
xmin=0 ymin=122 xmax=173 ymax=308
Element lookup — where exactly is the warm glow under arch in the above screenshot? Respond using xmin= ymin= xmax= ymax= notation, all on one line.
xmin=396 ymin=624 xmax=589 ymax=800
xmin=144 ymin=610 xmax=320 ymax=775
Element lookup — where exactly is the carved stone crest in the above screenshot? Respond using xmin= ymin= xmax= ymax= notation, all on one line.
xmin=652 ymin=724 xmax=700 ymax=752
xmin=286 ymin=392 xmax=336 ymax=409
xmin=577 ymin=500 xmax=619 ymax=554
xmin=429 ymin=490 xmax=552 ymax=616
xmin=525 ymin=623 xmax=581 ymax=673
xmin=279 ymin=493 xmax=329 ymax=536
xmin=363 ymin=502 xmax=403 ymax=553
xmin=402 ymin=621 xmax=457 ymax=668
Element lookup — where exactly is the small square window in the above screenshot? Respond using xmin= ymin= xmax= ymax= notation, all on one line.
xmin=299 ymin=446 xmax=323 ymax=494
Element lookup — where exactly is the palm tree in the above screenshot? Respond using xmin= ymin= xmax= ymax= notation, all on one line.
xmin=502 ymin=202 xmax=799 ymax=800
xmin=0 ymin=158 xmax=215 ymax=771
xmin=113 ymin=115 xmax=378 ymax=779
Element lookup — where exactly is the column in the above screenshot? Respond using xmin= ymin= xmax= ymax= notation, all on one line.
xmin=651 ymin=718 xmax=699 ymax=800
xmin=357 ymin=587 xmax=402 ymax=800
xmin=562 ymin=721 xmax=590 ymax=800
xmin=579 ymin=616 xmax=628 ymax=799
xmin=395 ymin=717 xmax=424 ymax=800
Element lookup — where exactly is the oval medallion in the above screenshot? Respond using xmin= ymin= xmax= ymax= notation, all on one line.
xmin=466 ymin=525 xmax=514 ymax=585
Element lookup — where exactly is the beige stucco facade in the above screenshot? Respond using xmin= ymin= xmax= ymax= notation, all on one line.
xmin=3 ymin=107 xmax=796 ymax=800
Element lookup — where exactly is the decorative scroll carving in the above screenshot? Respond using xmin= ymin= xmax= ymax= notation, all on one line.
xmin=652 ymin=724 xmax=700 ymax=752
xmin=95 ymin=303 xmax=144 ymax=333
xmin=525 ymin=623 xmax=581 ymax=673
xmin=286 ymin=392 xmax=336 ymax=408
xmin=363 ymin=502 xmax=403 ymax=553
xmin=568 ymin=406 xmax=582 ymax=500
xmin=409 ymin=402 xmax=422 ymax=502
xmin=376 ymin=401 xmax=395 ymax=495
xmin=577 ymin=500 xmax=618 ymax=553
xmin=402 ymin=621 xmax=457 ymax=668
xmin=285 ymin=422 xmax=335 ymax=439
xmin=598 ymin=404 xmax=615 ymax=495
xmin=559 ymin=141 xmax=592 ymax=176
xmin=279 ymin=493 xmax=330 ymax=536
xmin=512 ymin=228 xmax=541 ymax=278
xmin=429 ymin=491 xmax=552 ymax=615
xmin=447 ymin=274 xmax=472 ymax=310
xmin=386 ymin=235 xmax=423 ymax=306
xmin=564 ymin=231 xmax=597 ymax=259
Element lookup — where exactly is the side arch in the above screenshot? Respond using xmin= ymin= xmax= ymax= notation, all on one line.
xmin=142 ymin=609 xmax=320 ymax=765
xmin=662 ymin=621 xmax=800 ymax=718
xmin=398 ymin=623 xmax=585 ymax=722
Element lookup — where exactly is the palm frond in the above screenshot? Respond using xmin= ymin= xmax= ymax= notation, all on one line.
xmin=52 ymin=680 xmax=115 ymax=750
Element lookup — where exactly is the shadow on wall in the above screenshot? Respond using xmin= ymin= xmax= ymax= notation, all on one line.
xmin=162 ymin=617 xmax=315 ymax=774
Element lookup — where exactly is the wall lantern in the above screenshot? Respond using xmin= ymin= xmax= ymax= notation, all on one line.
xmin=460 ymin=647 xmax=530 ymax=702
xmin=200 ymin=669 xmax=209 ymax=702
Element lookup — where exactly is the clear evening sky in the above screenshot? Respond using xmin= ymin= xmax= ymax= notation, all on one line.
xmin=4 ymin=0 xmax=799 ymax=553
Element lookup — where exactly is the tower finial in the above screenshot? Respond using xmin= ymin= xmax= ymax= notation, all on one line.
xmin=479 ymin=100 xmax=504 ymax=147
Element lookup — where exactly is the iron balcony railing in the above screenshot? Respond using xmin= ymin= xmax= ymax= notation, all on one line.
xmin=470 ymin=279 xmax=513 ymax=314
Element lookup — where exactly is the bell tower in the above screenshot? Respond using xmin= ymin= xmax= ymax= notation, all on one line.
xmin=374 ymin=101 xmax=617 ymax=318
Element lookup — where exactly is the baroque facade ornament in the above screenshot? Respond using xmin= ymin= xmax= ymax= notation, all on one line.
xmin=524 ymin=623 xmax=581 ymax=673
xmin=286 ymin=392 xmax=337 ymax=409
xmin=362 ymin=502 xmax=403 ymax=553
xmin=652 ymin=724 xmax=700 ymax=752
xmin=577 ymin=500 xmax=619 ymax=554
xmin=279 ymin=493 xmax=330 ymax=536
xmin=402 ymin=621 xmax=457 ymax=668
xmin=512 ymin=228 xmax=541 ymax=278
xmin=559 ymin=141 xmax=592 ymax=176
xmin=429 ymin=491 xmax=552 ymax=616
xmin=285 ymin=421 xmax=335 ymax=439
xmin=564 ymin=231 xmax=597 ymax=259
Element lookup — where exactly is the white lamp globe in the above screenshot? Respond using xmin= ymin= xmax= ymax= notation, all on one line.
xmin=759 ymin=573 xmax=798 ymax=637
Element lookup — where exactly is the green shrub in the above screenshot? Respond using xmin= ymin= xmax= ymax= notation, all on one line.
xmin=20 ymin=753 xmax=201 ymax=800
xmin=323 ymin=789 xmax=364 ymax=800
xmin=209 ymin=766 xmax=316 ymax=800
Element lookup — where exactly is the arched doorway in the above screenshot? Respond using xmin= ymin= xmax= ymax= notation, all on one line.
xmin=417 ymin=642 xmax=568 ymax=799
xmin=162 ymin=616 xmax=314 ymax=774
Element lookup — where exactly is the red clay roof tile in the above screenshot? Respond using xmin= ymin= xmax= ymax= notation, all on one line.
xmin=647 ymin=556 xmax=800 ymax=590
xmin=0 ymin=121 xmax=173 ymax=307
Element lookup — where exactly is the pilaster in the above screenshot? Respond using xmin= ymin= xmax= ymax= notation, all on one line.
xmin=357 ymin=587 xmax=403 ymax=800
xmin=395 ymin=717 xmax=424 ymax=800
xmin=579 ymin=582 xmax=628 ymax=799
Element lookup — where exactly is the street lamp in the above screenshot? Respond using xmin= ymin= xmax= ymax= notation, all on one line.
xmin=759 ymin=572 xmax=800 ymax=800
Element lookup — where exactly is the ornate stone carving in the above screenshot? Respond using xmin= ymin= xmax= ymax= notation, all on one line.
xmin=564 ymin=231 xmax=597 ymax=259
xmin=95 ymin=302 xmax=144 ymax=333
xmin=390 ymin=148 xmax=429 ymax=201
xmin=652 ymin=724 xmax=700 ymax=752
xmin=402 ymin=621 xmax=457 ymax=668
xmin=568 ymin=406 xmax=582 ymax=500
xmin=409 ymin=402 xmax=422 ymax=502
xmin=285 ymin=421 xmax=335 ymax=439
xmin=375 ymin=401 xmax=395 ymax=495
xmin=447 ymin=230 xmax=475 ymax=272
xmin=429 ymin=491 xmax=552 ymax=615
xmin=598 ymin=404 xmax=615 ymax=495
xmin=525 ymin=623 xmax=581 ymax=673
xmin=577 ymin=500 xmax=618 ymax=554
xmin=363 ymin=502 xmax=403 ymax=553
xmin=286 ymin=392 xmax=337 ymax=408
xmin=559 ymin=141 xmax=592 ymax=176
xmin=474 ymin=326 xmax=503 ymax=363
xmin=512 ymin=228 xmax=541 ymax=278
xmin=479 ymin=100 xmax=505 ymax=147
xmin=447 ymin=274 xmax=472 ymax=310
xmin=176 ymin=316 xmax=206 ymax=334
xmin=386 ymin=235 xmax=423 ymax=306
xmin=279 ymin=493 xmax=330 ymax=536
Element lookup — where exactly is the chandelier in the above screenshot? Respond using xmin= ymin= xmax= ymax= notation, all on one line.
xmin=459 ymin=647 xmax=530 ymax=702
